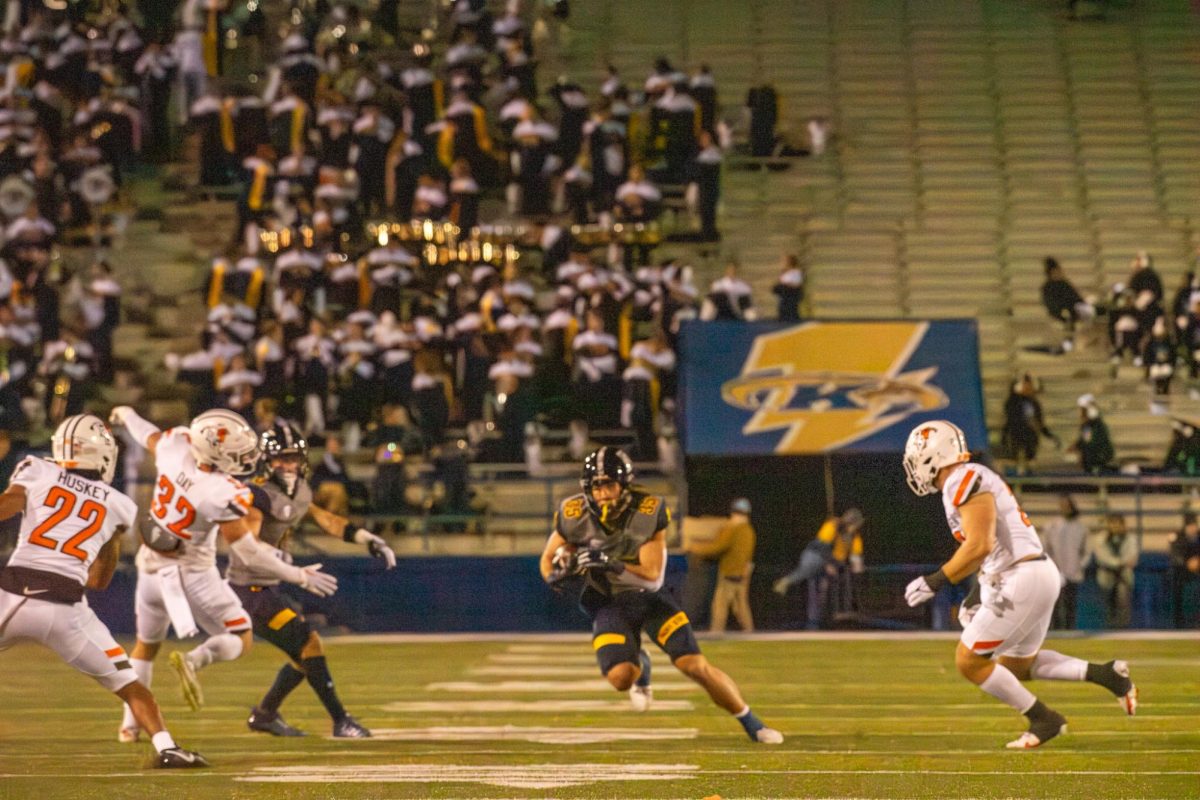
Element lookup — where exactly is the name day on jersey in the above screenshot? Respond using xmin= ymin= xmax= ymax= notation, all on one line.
xmin=56 ymin=470 xmax=111 ymax=501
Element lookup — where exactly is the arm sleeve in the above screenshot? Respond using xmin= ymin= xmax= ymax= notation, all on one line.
xmin=248 ymin=483 xmax=272 ymax=516
xmin=120 ymin=409 xmax=162 ymax=449
xmin=228 ymin=533 xmax=306 ymax=584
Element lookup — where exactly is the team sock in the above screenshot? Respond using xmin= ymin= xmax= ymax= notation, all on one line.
xmin=260 ymin=663 xmax=306 ymax=715
xmin=979 ymin=664 xmax=1038 ymax=713
xmin=1086 ymin=660 xmax=1133 ymax=696
xmin=150 ymin=730 xmax=177 ymax=754
xmin=635 ymin=649 xmax=652 ymax=688
xmin=734 ymin=705 xmax=766 ymax=741
xmin=121 ymin=658 xmax=154 ymax=730
xmin=188 ymin=633 xmax=244 ymax=671
xmin=1030 ymin=649 xmax=1088 ymax=681
xmin=302 ymin=656 xmax=346 ymax=722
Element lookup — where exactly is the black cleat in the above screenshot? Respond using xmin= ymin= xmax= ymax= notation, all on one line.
xmin=248 ymin=707 xmax=306 ymax=737
xmin=155 ymin=747 xmax=210 ymax=768
xmin=1007 ymin=707 xmax=1068 ymax=750
xmin=332 ymin=714 xmax=371 ymax=738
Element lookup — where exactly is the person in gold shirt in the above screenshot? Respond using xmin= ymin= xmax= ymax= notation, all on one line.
xmin=772 ymin=509 xmax=865 ymax=629
xmin=685 ymin=498 xmax=756 ymax=632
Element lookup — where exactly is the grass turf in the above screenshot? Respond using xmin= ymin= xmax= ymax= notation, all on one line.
xmin=0 ymin=635 xmax=1196 ymax=799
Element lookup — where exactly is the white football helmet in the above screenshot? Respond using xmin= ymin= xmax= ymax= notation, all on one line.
xmin=903 ymin=420 xmax=970 ymax=496
xmin=188 ymin=409 xmax=261 ymax=477
xmin=52 ymin=414 xmax=118 ymax=483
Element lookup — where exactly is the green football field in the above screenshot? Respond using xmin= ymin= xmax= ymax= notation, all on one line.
xmin=0 ymin=633 xmax=1196 ymax=800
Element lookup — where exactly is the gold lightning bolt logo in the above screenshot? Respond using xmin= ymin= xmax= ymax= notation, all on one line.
xmin=720 ymin=322 xmax=949 ymax=453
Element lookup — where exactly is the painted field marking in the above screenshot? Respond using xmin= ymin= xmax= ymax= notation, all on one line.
xmin=426 ymin=680 xmax=700 ymax=693
xmin=237 ymin=763 xmax=700 ymax=789
xmin=767 ymin=701 xmax=1200 ymax=709
xmin=235 ymin=763 xmax=1200 ymax=789
xmin=704 ymin=769 xmax=1200 ymax=777
xmin=468 ymin=665 xmax=608 ymax=676
xmin=351 ymin=726 xmax=699 ymax=744
xmin=379 ymin=699 xmax=695 ymax=713
xmin=487 ymin=653 xmax=670 ymax=665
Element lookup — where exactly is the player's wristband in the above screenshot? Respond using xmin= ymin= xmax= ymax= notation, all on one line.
xmin=924 ymin=568 xmax=951 ymax=592
xmin=342 ymin=522 xmax=357 ymax=543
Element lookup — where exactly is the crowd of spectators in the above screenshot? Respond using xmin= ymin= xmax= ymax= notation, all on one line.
xmin=0 ymin=2 xmax=142 ymax=443
xmin=166 ymin=0 xmax=806 ymax=488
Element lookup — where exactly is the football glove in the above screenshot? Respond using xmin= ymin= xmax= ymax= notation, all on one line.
xmin=353 ymin=528 xmax=396 ymax=569
xmin=904 ymin=569 xmax=949 ymax=607
xmin=904 ymin=575 xmax=935 ymax=607
xmin=771 ymin=577 xmax=791 ymax=595
xmin=298 ymin=564 xmax=338 ymax=597
xmin=577 ymin=547 xmax=625 ymax=574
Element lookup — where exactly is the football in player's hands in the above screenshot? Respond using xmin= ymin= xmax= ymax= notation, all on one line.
xmin=139 ymin=519 xmax=183 ymax=554
xmin=551 ymin=544 xmax=580 ymax=574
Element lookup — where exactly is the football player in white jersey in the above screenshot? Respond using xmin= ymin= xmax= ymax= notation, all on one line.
xmin=0 ymin=415 xmax=207 ymax=767
xmin=109 ymin=406 xmax=338 ymax=742
xmin=903 ymin=420 xmax=1138 ymax=749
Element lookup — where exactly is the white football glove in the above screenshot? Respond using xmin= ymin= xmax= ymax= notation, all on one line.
xmin=108 ymin=405 xmax=133 ymax=426
xmin=904 ymin=575 xmax=936 ymax=607
xmin=353 ymin=528 xmax=397 ymax=569
xmin=298 ymin=563 xmax=339 ymax=597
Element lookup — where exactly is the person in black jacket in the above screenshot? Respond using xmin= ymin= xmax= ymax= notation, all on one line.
xmin=1002 ymin=374 xmax=1057 ymax=474
xmin=1071 ymin=394 xmax=1115 ymax=474
xmin=1041 ymin=257 xmax=1094 ymax=352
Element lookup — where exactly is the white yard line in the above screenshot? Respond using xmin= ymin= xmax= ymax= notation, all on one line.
xmin=425 ymin=680 xmax=700 ymax=693
xmin=379 ymin=700 xmax=695 ymax=712
xmin=351 ymin=726 xmax=699 ymax=744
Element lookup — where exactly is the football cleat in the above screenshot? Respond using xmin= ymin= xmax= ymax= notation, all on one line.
xmin=117 ymin=726 xmax=140 ymax=744
xmin=1006 ymin=710 xmax=1068 ymax=750
xmin=168 ymin=651 xmax=203 ymax=711
xmin=1112 ymin=660 xmax=1138 ymax=716
xmin=754 ymin=727 xmax=785 ymax=744
xmin=155 ymin=747 xmax=210 ymax=769
xmin=629 ymin=684 xmax=653 ymax=712
xmin=332 ymin=715 xmax=372 ymax=738
xmin=247 ymin=707 xmax=306 ymax=737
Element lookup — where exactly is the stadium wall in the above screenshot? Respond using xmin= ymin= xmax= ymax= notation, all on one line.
xmin=86 ymin=551 xmax=1184 ymax=634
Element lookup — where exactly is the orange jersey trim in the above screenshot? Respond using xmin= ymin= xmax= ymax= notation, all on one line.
xmin=952 ymin=470 xmax=977 ymax=507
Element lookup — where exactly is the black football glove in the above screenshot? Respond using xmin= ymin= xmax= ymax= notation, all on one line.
xmin=577 ymin=547 xmax=625 ymax=574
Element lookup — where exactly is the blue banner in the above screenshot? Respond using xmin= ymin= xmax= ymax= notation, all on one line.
xmin=678 ymin=320 xmax=987 ymax=455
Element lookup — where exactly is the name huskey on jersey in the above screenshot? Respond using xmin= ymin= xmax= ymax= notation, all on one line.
xmin=56 ymin=470 xmax=111 ymax=501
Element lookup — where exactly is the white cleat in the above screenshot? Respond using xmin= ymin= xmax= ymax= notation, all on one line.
xmin=117 ymin=726 xmax=140 ymax=744
xmin=169 ymin=651 xmax=204 ymax=711
xmin=1113 ymin=660 xmax=1138 ymax=716
xmin=754 ymin=727 xmax=784 ymax=744
xmin=629 ymin=684 xmax=653 ymax=712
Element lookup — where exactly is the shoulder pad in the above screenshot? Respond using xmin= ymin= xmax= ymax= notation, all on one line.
xmin=946 ymin=465 xmax=983 ymax=508
xmin=556 ymin=493 xmax=591 ymax=542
